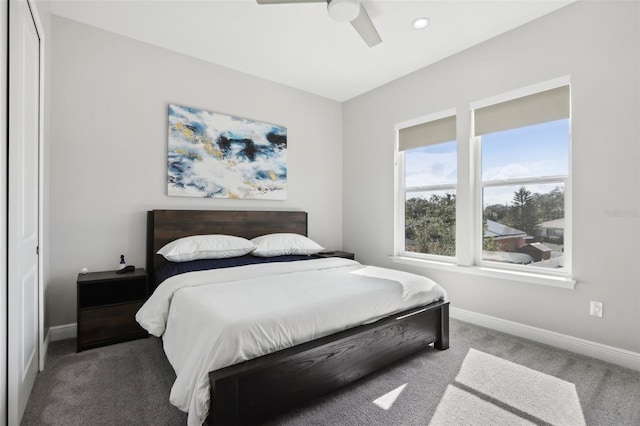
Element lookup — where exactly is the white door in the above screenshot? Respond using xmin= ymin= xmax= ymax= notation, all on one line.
xmin=8 ymin=0 xmax=42 ymax=423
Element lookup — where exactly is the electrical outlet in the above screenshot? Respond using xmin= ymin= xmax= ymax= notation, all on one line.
xmin=589 ymin=301 xmax=603 ymax=318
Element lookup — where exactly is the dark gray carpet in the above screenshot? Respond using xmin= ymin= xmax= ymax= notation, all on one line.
xmin=21 ymin=319 xmax=640 ymax=426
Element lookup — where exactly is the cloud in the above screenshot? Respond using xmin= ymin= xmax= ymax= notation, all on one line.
xmin=483 ymin=163 xmax=530 ymax=180
xmin=405 ymin=150 xmax=456 ymax=187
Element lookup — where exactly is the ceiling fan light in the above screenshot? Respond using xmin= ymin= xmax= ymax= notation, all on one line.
xmin=327 ymin=0 xmax=360 ymax=22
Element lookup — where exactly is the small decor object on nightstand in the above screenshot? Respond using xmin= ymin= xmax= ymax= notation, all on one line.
xmin=119 ymin=254 xmax=126 ymax=270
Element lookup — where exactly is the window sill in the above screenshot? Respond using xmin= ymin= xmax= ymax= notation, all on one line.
xmin=391 ymin=256 xmax=576 ymax=290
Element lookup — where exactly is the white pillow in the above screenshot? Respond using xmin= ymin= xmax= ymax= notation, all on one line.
xmin=157 ymin=234 xmax=257 ymax=262
xmin=251 ymin=233 xmax=324 ymax=257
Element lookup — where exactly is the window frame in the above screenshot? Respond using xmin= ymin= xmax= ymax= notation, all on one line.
xmin=393 ymin=77 xmax=575 ymax=288
xmin=471 ymin=77 xmax=572 ymax=278
xmin=475 ymin=173 xmax=571 ymax=276
xmin=394 ymin=108 xmax=458 ymax=263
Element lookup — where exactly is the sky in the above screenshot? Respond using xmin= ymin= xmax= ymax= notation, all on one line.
xmin=404 ymin=119 xmax=569 ymax=206
xmin=482 ymin=119 xmax=569 ymax=181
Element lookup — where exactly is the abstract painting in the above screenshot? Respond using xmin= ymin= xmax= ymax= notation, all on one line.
xmin=168 ymin=104 xmax=287 ymax=200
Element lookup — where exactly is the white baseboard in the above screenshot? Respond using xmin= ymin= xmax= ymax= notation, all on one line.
xmin=49 ymin=323 xmax=76 ymax=342
xmin=450 ymin=306 xmax=640 ymax=372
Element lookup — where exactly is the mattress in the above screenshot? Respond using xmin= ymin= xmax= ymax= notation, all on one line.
xmin=136 ymin=257 xmax=447 ymax=425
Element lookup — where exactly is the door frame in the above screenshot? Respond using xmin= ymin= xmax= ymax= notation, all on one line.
xmin=33 ymin=0 xmax=45 ymax=374
xmin=1 ymin=0 xmax=8 ymax=424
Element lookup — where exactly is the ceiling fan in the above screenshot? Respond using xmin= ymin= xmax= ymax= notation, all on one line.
xmin=256 ymin=0 xmax=382 ymax=48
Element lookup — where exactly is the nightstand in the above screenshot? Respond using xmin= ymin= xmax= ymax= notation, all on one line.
xmin=315 ymin=251 xmax=355 ymax=260
xmin=77 ymin=268 xmax=149 ymax=352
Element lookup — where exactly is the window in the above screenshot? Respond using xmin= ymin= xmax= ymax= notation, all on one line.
xmin=394 ymin=78 xmax=572 ymax=285
xmin=395 ymin=111 xmax=457 ymax=258
xmin=474 ymin=85 xmax=570 ymax=273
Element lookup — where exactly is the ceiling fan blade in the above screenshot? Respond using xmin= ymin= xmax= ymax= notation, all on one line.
xmin=257 ymin=0 xmax=326 ymax=4
xmin=350 ymin=4 xmax=382 ymax=47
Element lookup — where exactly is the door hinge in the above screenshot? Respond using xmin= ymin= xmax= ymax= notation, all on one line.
xmin=36 ymin=246 xmax=39 ymax=255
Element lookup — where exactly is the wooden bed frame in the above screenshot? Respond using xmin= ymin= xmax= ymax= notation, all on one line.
xmin=146 ymin=209 xmax=449 ymax=425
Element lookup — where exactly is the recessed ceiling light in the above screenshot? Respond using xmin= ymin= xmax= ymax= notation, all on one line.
xmin=411 ymin=17 xmax=430 ymax=30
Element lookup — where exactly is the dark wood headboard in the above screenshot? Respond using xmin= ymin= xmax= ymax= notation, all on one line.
xmin=146 ymin=210 xmax=308 ymax=277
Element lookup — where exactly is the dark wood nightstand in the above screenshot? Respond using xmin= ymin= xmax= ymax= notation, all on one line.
xmin=315 ymin=251 xmax=355 ymax=260
xmin=77 ymin=268 xmax=149 ymax=352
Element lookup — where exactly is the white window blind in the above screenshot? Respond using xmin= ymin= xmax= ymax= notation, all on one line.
xmin=398 ymin=115 xmax=456 ymax=151
xmin=474 ymin=85 xmax=570 ymax=136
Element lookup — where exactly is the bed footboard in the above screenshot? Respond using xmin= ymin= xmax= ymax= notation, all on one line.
xmin=207 ymin=300 xmax=449 ymax=425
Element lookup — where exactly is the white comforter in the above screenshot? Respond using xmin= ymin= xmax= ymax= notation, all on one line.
xmin=136 ymin=257 xmax=446 ymax=426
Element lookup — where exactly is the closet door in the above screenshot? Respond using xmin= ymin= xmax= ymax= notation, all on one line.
xmin=8 ymin=0 xmax=42 ymax=423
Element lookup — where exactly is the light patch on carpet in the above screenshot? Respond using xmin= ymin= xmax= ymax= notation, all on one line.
xmin=455 ymin=348 xmax=586 ymax=425
xmin=373 ymin=383 xmax=407 ymax=410
xmin=429 ymin=385 xmax=536 ymax=426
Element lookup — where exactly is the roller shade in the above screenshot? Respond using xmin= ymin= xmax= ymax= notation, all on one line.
xmin=474 ymin=85 xmax=570 ymax=136
xmin=398 ymin=115 xmax=456 ymax=151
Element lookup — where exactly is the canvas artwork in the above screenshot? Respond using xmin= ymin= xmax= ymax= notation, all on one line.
xmin=167 ymin=104 xmax=287 ymax=200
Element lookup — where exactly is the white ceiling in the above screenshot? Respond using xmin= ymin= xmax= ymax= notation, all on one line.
xmin=48 ymin=0 xmax=576 ymax=102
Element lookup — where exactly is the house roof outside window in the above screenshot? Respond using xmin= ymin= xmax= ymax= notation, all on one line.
xmin=484 ymin=220 xmax=528 ymax=240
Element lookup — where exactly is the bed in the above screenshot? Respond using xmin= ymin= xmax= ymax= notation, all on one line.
xmin=140 ymin=209 xmax=449 ymax=426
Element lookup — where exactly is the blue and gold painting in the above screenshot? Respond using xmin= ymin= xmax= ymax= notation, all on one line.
xmin=168 ymin=104 xmax=287 ymax=200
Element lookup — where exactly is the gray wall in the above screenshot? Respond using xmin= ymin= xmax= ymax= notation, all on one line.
xmin=343 ymin=1 xmax=640 ymax=352
xmin=48 ymin=17 xmax=344 ymax=326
